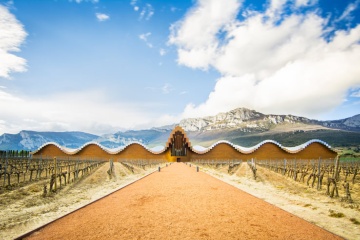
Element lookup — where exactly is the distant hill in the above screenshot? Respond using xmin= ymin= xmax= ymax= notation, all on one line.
xmin=179 ymin=108 xmax=360 ymax=133
xmin=0 ymin=131 xmax=98 ymax=151
xmin=0 ymin=108 xmax=359 ymax=151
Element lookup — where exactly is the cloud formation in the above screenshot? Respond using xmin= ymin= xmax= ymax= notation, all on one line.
xmin=159 ymin=48 xmax=166 ymax=56
xmin=139 ymin=32 xmax=153 ymax=48
xmin=0 ymin=88 xmax=153 ymax=135
xmin=96 ymin=13 xmax=110 ymax=22
xmin=0 ymin=5 xmax=27 ymax=79
xmin=71 ymin=0 xmax=99 ymax=3
xmin=139 ymin=4 xmax=154 ymax=21
xmin=351 ymin=89 xmax=360 ymax=98
xmin=130 ymin=0 xmax=139 ymax=11
xmin=169 ymin=0 xmax=360 ymax=119
xmin=161 ymin=83 xmax=172 ymax=94
xmin=337 ymin=0 xmax=360 ymax=22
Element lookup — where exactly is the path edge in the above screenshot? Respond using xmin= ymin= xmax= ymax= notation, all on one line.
xmin=195 ymin=165 xmax=345 ymax=240
xmin=14 ymin=166 xmax=163 ymax=240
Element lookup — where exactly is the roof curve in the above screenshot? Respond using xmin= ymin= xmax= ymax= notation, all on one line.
xmin=31 ymin=141 xmax=168 ymax=156
xmin=190 ymin=139 xmax=335 ymax=155
xmin=31 ymin=138 xmax=336 ymax=157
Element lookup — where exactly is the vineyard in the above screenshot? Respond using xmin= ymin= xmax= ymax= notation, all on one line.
xmin=0 ymin=155 xmax=169 ymax=195
xmin=191 ymin=157 xmax=360 ymax=203
xmin=257 ymin=158 xmax=359 ymax=202
xmin=0 ymin=155 xmax=106 ymax=195
xmin=0 ymin=156 xmax=167 ymax=240
xmin=192 ymin=160 xmax=242 ymax=174
xmin=119 ymin=159 xmax=167 ymax=173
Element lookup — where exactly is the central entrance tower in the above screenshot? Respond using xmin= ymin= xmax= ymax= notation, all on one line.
xmin=166 ymin=126 xmax=191 ymax=162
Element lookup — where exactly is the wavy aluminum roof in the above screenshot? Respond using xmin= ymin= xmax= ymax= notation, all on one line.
xmin=31 ymin=141 xmax=167 ymax=155
xmin=31 ymin=139 xmax=334 ymax=156
xmin=189 ymin=139 xmax=333 ymax=154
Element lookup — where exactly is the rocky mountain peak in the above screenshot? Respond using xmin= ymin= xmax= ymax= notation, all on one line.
xmin=179 ymin=108 xmax=267 ymax=132
xmin=343 ymin=114 xmax=360 ymax=128
xmin=179 ymin=108 xmax=319 ymax=132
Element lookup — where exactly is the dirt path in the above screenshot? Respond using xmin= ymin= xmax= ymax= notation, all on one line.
xmin=200 ymin=163 xmax=359 ymax=240
xmin=1 ymin=162 xmax=159 ymax=240
xmin=25 ymin=163 xmax=342 ymax=240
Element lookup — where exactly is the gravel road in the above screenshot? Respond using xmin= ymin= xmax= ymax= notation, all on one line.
xmin=25 ymin=163 xmax=342 ymax=240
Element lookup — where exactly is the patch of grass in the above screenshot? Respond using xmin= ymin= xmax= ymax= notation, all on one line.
xmin=0 ymin=197 xmax=10 ymax=205
xmin=329 ymin=209 xmax=345 ymax=218
xmin=28 ymin=184 xmax=42 ymax=193
xmin=25 ymin=198 xmax=43 ymax=208
xmin=9 ymin=188 xmax=30 ymax=200
xmin=350 ymin=218 xmax=360 ymax=225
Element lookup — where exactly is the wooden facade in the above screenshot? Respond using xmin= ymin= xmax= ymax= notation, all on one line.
xmin=32 ymin=126 xmax=338 ymax=161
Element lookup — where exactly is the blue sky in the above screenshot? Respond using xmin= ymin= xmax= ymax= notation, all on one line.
xmin=0 ymin=0 xmax=360 ymax=135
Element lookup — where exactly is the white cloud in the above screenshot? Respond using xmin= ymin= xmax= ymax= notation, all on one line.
xmin=71 ymin=0 xmax=99 ymax=3
xmin=169 ymin=0 xmax=360 ymax=119
xmin=336 ymin=0 xmax=360 ymax=22
xmin=139 ymin=4 xmax=154 ymax=21
xmin=139 ymin=32 xmax=151 ymax=41
xmin=351 ymin=89 xmax=360 ymax=97
xmin=0 ymin=89 xmax=156 ymax=135
xmin=295 ymin=0 xmax=317 ymax=7
xmin=96 ymin=13 xmax=110 ymax=22
xmin=139 ymin=32 xmax=153 ymax=48
xmin=161 ymin=83 xmax=172 ymax=94
xmin=168 ymin=0 xmax=241 ymax=70
xmin=159 ymin=48 xmax=166 ymax=56
xmin=0 ymin=5 xmax=27 ymax=79
xmin=131 ymin=2 xmax=154 ymax=20
xmin=130 ymin=0 xmax=139 ymax=11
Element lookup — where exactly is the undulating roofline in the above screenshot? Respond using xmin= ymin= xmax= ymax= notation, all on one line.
xmin=31 ymin=139 xmax=335 ymax=156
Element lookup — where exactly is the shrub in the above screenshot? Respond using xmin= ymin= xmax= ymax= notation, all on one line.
xmin=329 ymin=209 xmax=345 ymax=218
xmin=350 ymin=218 xmax=360 ymax=225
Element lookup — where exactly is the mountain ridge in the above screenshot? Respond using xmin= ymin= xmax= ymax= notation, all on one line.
xmin=0 ymin=108 xmax=359 ymax=151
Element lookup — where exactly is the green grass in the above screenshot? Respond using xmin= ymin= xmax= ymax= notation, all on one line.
xmin=350 ymin=218 xmax=360 ymax=225
xmin=329 ymin=209 xmax=345 ymax=218
xmin=28 ymin=184 xmax=42 ymax=193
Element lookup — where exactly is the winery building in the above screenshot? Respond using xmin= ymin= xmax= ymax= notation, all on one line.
xmin=31 ymin=126 xmax=337 ymax=161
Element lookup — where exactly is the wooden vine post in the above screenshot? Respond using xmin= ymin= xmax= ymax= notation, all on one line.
xmin=54 ymin=157 xmax=57 ymax=192
xmin=326 ymin=157 xmax=339 ymax=198
xmin=107 ymin=159 xmax=114 ymax=178
xmin=334 ymin=156 xmax=339 ymax=182
xmin=3 ymin=157 xmax=8 ymax=187
xmin=317 ymin=158 xmax=321 ymax=190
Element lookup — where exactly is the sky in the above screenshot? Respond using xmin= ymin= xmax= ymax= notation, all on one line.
xmin=0 ymin=0 xmax=360 ymax=135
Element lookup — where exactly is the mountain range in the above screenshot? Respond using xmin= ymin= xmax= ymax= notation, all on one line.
xmin=1 ymin=108 xmax=359 ymax=151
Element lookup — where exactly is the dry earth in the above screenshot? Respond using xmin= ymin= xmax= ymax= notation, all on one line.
xmin=0 ymin=161 xmax=358 ymax=239
xmin=198 ymin=163 xmax=360 ymax=240
xmin=25 ymin=163 xmax=340 ymax=240
xmin=0 ymin=162 xmax=162 ymax=240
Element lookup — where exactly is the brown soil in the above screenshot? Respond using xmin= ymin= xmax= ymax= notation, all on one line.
xmin=200 ymin=162 xmax=360 ymax=240
xmin=0 ymin=162 xmax=159 ymax=240
xmin=25 ymin=163 xmax=341 ymax=240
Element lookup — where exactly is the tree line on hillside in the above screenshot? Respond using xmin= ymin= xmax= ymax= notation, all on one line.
xmin=0 ymin=150 xmax=31 ymax=158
